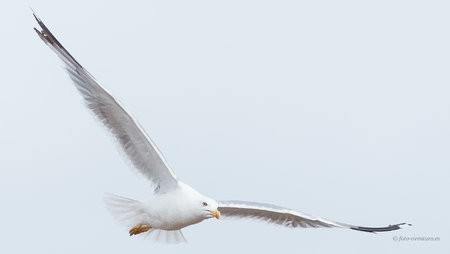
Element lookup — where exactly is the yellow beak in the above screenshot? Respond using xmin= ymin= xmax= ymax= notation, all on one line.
xmin=210 ymin=209 xmax=221 ymax=219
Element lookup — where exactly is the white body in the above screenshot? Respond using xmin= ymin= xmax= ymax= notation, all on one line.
xmin=105 ymin=182 xmax=218 ymax=231
xmin=143 ymin=183 xmax=215 ymax=230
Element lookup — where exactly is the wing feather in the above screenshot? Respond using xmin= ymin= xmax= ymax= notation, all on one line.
xmin=218 ymin=200 xmax=410 ymax=232
xmin=33 ymin=13 xmax=178 ymax=193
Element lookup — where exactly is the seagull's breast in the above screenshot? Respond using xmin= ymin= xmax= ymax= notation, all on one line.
xmin=143 ymin=183 xmax=206 ymax=230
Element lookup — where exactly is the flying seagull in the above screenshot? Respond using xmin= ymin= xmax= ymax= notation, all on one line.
xmin=33 ymin=13 xmax=410 ymax=243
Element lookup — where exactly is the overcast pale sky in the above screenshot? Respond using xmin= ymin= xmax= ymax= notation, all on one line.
xmin=1 ymin=0 xmax=449 ymax=253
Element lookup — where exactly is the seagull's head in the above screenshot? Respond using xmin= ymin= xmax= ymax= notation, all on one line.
xmin=199 ymin=197 xmax=221 ymax=220
xmin=178 ymin=182 xmax=221 ymax=220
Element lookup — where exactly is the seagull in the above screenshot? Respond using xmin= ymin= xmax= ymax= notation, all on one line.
xmin=33 ymin=13 xmax=410 ymax=243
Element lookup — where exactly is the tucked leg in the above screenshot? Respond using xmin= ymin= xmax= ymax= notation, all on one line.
xmin=129 ymin=224 xmax=151 ymax=236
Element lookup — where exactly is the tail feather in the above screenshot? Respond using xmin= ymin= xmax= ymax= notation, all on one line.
xmin=103 ymin=193 xmax=147 ymax=227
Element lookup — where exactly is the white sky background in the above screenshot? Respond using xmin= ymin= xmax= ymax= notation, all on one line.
xmin=1 ymin=0 xmax=449 ymax=253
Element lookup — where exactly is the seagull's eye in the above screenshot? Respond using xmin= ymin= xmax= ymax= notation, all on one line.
xmin=202 ymin=202 xmax=208 ymax=207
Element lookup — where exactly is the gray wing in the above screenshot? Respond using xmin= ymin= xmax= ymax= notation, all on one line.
xmin=33 ymin=13 xmax=178 ymax=193
xmin=218 ymin=200 xmax=410 ymax=232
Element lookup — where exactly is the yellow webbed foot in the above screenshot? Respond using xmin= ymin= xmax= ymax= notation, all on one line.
xmin=129 ymin=224 xmax=152 ymax=236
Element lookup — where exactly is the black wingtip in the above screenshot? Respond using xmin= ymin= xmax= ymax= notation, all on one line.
xmin=30 ymin=7 xmax=41 ymax=23
xmin=31 ymin=11 xmax=85 ymax=70
xmin=31 ymin=9 xmax=48 ymax=42
xmin=351 ymin=222 xmax=411 ymax=233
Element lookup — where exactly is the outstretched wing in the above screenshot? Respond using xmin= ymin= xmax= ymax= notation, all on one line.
xmin=33 ymin=13 xmax=178 ymax=193
xmin=218 ymin=200 xmax=410 ymax=232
